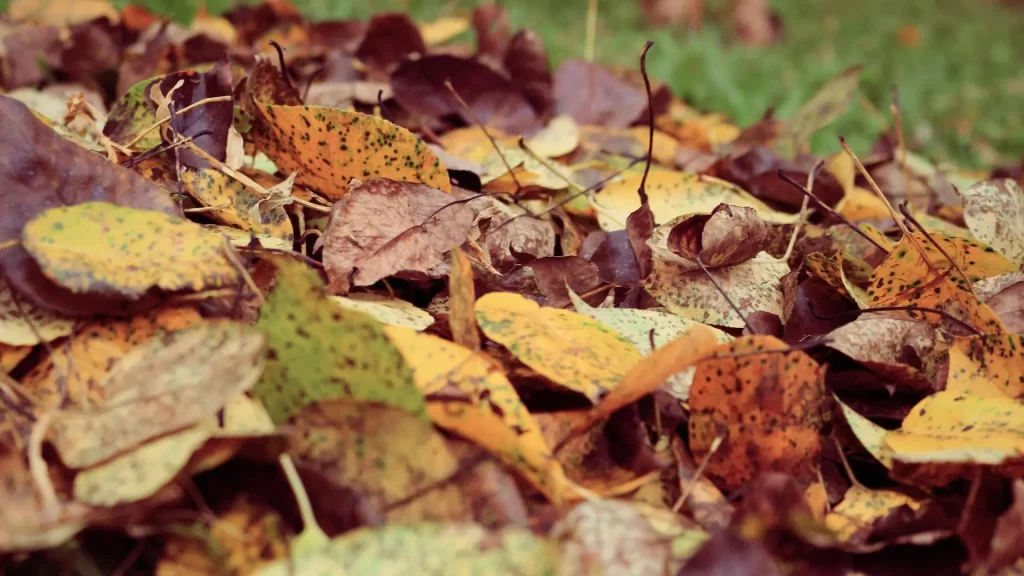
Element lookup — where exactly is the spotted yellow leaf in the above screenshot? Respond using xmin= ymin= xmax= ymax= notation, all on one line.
xmin=0 ymin=281 xmax=74 ymax=346
xmin=180 ymin=168 xmax=294 ymax=241
xmin=329 ymin=294 xmax=434 ymax=331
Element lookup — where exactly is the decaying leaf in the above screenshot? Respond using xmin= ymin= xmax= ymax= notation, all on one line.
xmin=825 ymin=484 xmax=924 ymax=543
xmin=664 ymin=203 xmax=770 ymax=268
xmin=449 ymin=246 xmax=481 ymax=350
xmin=962 ymin=179 xmax=1024 ymax=267
xmin=253 ymin=258 xmax=424 ymax=424
xmin=0 ymin=281 xmax=74 ymax=346
xmin=947 ymin=333 xmax=1024 ymax=398
xmin=475 ymin=292 xmax=642 ymax=403
xmin=689 ymin=336 xmax=828 ymax=492
xmin=322 ymin=179 xmax=480 ymax=293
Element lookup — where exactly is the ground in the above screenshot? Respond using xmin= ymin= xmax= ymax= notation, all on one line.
xmin=44 ymin=0 xmax=1024 ymax=167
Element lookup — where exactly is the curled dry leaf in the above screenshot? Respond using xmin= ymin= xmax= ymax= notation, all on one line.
xmin=961 ymin=179 xmax=1024 ymax=267
xmin=665 ymin=203 xmax=770 ymax=268
xmin=253 ymin=258 xmax=424 ymax=424
xmin=322 ymin=179 xmax=481 ymax=294
xmin=286 ymin=399 xmax=470 ymax=523
xmin=49 ymin=320 xmax=265 ymax=469
xmin=475 ymin=291 xmax=642 ymax=403
xmin=688 ymin=336 xmax=828 ymax=492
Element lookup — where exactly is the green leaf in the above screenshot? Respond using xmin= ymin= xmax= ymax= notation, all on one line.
xmin=253 ymin=259 xmax=425 ymax=424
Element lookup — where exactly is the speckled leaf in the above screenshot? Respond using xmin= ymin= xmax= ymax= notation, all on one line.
xmin=0 ymin=280 xmax=74 ymax=345
xmin=103 ymin=74 xmax=162 ymax=150
xmin=383 ymin=325 xmax=567 ymax=503
xmin=835 ymin=395 xmax=892 ymax=469
xmin=475 ymin=292 xmax=643 ymax=403
xmin=644 ymin=252 xmax=788 ymax=329
xmin=947 ymin=333 xmax=1024 ymax=398
xmin=867 ymin=232 xmax=1007 ymax=334
xmin=20 ymin=306 xmax=202 ymax=408
xmin=287 ymin=399 xmax=469 ymax=523
xmin=253 ymin=259 xmax=424 ymax=424
xmin=882 ymin=391 xmax=1024 ymax=484
xmin=773 ymin=65 xmax=863 ymax=159
xmin=592 ymin=171 xmax=797 ymax=232
xmin=203 ymin=225 xmax=294 ymax=251
xmin=22 ymin=202 xmax=240 ymax=298
xmin=49 ymin=321 xmax=265 ymax=468
xmin=180 ymin=168 xmax=294 ymax=241
xmin=826 ymin=316 xmax=938 ymax=390
xmin=253 ymin=523 xmax=560 ymax=576
xmin=689 ymin=336 xmax=828 ymax=492
xmin=570 ymin=289 xmax=731 ymax=401
xmin=825 ymin=485 xmax=923 ymax=543
xmin=552 ymin=499 xmax=708 ymax=576
xmin=247 ymin=88 xmax=449 ymax=198
xmin=962 ymin=179 xmax=1024 ymax=266
xmin=805 ymin=252 xmax=869 ymax=307
xmin=328 ymin=294 xmax=433 ymax=331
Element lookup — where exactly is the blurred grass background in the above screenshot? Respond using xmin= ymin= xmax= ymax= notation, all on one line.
xmin=10 ymin=0 xmax=1024 ymax=168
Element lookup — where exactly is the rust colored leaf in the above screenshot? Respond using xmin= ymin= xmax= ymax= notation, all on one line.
xmin=667 ymin=203 xmax=769 ymax=268
xmin=322 ymin=179 xmax=480 ymax=293
xmin=355 ymin=12 xmax=426 ymax=74
xmin=689 ymin=336 xmax=828 ymax=492
xmin=529 ymin=256 xmax=603 ymax=309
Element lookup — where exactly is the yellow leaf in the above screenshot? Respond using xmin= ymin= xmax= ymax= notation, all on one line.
xmin=418 ymin=16 xmax=470 ymax=46
xmin=578 ymin=126 xmax=680 ymax=166
xmin=645 ymin=252 xmax=789 ymax=328
xmin=883 ymin=391 xmax=1024 ymax=484
xmin=592 ymin=171 xmax=797 ymax=231
xmin=180 ymin=168 xmax=294 ymax=241
xmin=328 ymin=294 xmax=434 ymax=331
xmin=835 ymin=395 xmax=892 ymax=469
xmin=825 ymin=485 xmax=923 ymax=542
xmin=0 ymin=281 xmax=74 ymax=346
xmin=21 ymin=202 xmax=240 ymax=298
xmin=947 ymin=333 xmax=1024 ymax=399
xmin=202 ymin=224 xmax=294 ymax=251
xmin=836 ymin=187 xmax=893 ymax=222
xmin=524 ymin=114 xmax=581 ymax=158
xmin=251 ymin=101 xmax=450 ymax=199
xmin=449 ymin=246 xmax=481 ymax=350
xmin=475 ymin=292 xmax=642 ymax=403
xmin=383 ymin=325 xmax=567 ymax=503
xmin=480 ymin=143 xmax=583 ymax=192
xmin=287 ymin=399 xmax=470 ymax=523
xmin=438 ymin=125 xmax=509 ymax=164
xmin=805 ymin=252 xmax=870 ymax=307
xmin=0 ymin=343 xmax=31 ymax=374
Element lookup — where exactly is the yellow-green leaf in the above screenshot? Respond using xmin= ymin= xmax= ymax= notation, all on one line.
xmin=180 ymin=168 xmax=294 ymax=241
xmin=825 ymin=485 xmax=923 ymax=542
xmin=21 ymin=202 xmax=240 ymax=298
xmin=328 ymin=294 xmax=434 ymax=331
xmin=0 ymin=281 xmax=74 ymax=346
xmin=475 ymin=292 xmax=642 ymax=403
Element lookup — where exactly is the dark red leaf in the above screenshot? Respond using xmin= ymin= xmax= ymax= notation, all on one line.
xmin=355 ymin=13 xmax=426 ymax=74
xmin=472 ymin=5 xmax=510 ymax=59
xmin=502 ymin=29 xmax=553 ymax=117
xmin=553 ymin=58 xmax=647 ymax=128
xmin=528 ymin=256 xmax=603 ymax=308
xmin=163 ymin=58 xmax=234 ymax=170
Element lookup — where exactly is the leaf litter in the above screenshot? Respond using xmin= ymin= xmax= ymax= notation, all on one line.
xmin=0 ymin=2 xmax=1023 ymax=574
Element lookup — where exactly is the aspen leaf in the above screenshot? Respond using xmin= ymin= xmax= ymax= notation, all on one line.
xmin=475 ymin=292 xmax=642 ymax=403
xmin=0 ymin=281 xmax=74 ymax=346
xmin=689 ymin=336 xmax=828 ymax=492
xmin=286 ymin=399 xmax=470 ymax=523
xmin=49 ymin=321 xmax=265 ymax=468
xmin=253 ymin=523 xmax=560 ymax=576
xmin=383 ymin=325 xmax=566 ymax=503
xmin=328 ymin=294 xmax=434 ymax=331
xmin=592 ymin=171 xmax=798 ymax=231
xmin=962 ymin=179 xmax=1024 ymax=267
xmin=252 ymin=259 xmax=424 ymax=424
xmin=21 ymin=202 xmax=240 ymax=299
xmin=645 ymin=252 xmax=788 ymax=328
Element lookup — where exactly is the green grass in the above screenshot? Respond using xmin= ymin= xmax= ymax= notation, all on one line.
xmin=17 ymin=0 xmax=1024 ymax=168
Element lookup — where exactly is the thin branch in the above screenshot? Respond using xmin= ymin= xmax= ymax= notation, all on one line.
xmin=778 ymin=170 xmax=887 ymax=253
xmin=898 ymin=203 xmax=972 ymax=289
xmin=839 ymin=136 xmax=910 ymax=238
xmin=672 ymin=435 xmax=722 ymax=513
xmin=695 ymin=252 xmax=756 ymax=334
xmin=780 ymin=160 xmax=822 ymax=262
xmin=443 ymin=79 xmax=523 ymax=193
xmin=267 ymin=40 xmax=297 ymax=97
xmin=637 ymin=40 xmax=655 ymax=206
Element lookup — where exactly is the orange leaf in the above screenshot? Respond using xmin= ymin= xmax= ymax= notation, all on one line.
xmin=448 ymin=246 xmax=480 ymax=351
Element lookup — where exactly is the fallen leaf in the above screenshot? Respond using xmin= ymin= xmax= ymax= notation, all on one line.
xmin=253 ymin=258 xmax=424 ymax=424
xmin=253 ymin=522 xmax=560 ymax=576
xmin=328 ymin=294 xmax=434 ymax=331
xmin=645 ymin=251 xmax=789 ymax=328
xmin=772 ymin=65 xmax=864 ymax=159
xmin=0 ymin=343 xmax=32 ymax=374
xmin=689 ymin=336 xmax=828 ymax=492
xmin=947 ymin=333 xmax=1024 ymax=398
xmin=826 ymin=315 xmax=938 ymax=390
xmin=286 ymin=399 xmax=469 ymax=523
xmin=835 ymin=395 xmax=893 ymax=469
xmin=962 ymin=179 xmax=1024 ymax=267
xmin=449 ymin=246 xmax=481 ymax=350
xmin=663 ymin=203 xmax=770 ymax=268
xmin=179 ymin=168 xmax=294 ymax=241
xmin=418 ymin=16 xmax=469 ymax=46
xmin=976 ymin=272 xmax=1024 ymax=333
xmin=0 ymin=449 xmax=90 ymax=553
xmin=354 ymin=12 xmax=425 ymax=73
xmin=553 ymin=58 xmax=646 ymax=128
xmin=825 ymin=484 xmax=924 ymax=543
xmin=529 ymin=256 xmax=603 ymax=308
xmin=49 ymin=320 xmax=265 ymax=468
xmin=321 ymin=179 xmax=479 ymax=293
xmin=677 ymin=529 xmax=781 ymax=576
xmin=592 ymin=171 xmax=798 ymax=232
xmin=21 ymin=202 xmax=240 ymax=299
xmin=983 ymin=480 xmax=1024 ymax=573
xmin=523 ymin=114 xmax=580 ymax=158
xmin=503 ymin=28 xmax=554 ymax=119
xmin=0 ymin=281 xmax=74 ymax=346
xmin=475 ymin=291 xmax=642 ymax=403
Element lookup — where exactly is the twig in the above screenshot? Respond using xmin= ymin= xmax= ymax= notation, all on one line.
xmin=778 ymin=170 xmax=887 ymax=253
xmin=123 ymin=96 xmax=232 ymax=150
xmin=780 ymin=160 xmax=822 ymax=262
xmin=695 ymin=252 xmax=756 ymax=334
xmin=268 ymin=40 xmax=297 ymax=97
xmin=221 ymin=237 xmax=267 ymax=307
xmin=637 ymin=40 xmax=655 ymax=206
xmin=443 ymin=79 xmax=524 ymax=194
xmin=672 ymin=435 xmax=722 ymax=513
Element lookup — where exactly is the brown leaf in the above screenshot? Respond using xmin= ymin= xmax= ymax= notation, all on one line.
xmin=667 ymin=203 xmax=769 ymax=267
xmin=354 ymin=12 xmax=426 ymax=75
xmin=529 ymin=256 xmax=603 ymax=308
xmin=322 ymin=179 xmax=480 ymax=293
xmin=678 ymin=529 xmax=782 ymax=576
xmin=471 ymin=5 xmax=510 ymax=59
xmin=0 ymin=96 xmax=180 ymax=315
xmin=502 ymin=29 xmax=554 ymax=118
xmin=162 ymin=58 xmax=235 ymax=170
xmin=984 ymin=480 xmax=1024 ymax=573
xmin=390 ymin=54 xmax=542 ymax=135
xmin=553 ymin=59 xmax=647 ymax=129
xmin=586 ymin=230 xmax=641 ymax=284
xmin=976 ymin=272 xmax=1024 ymax=333
xmin=709 ymin=147 xmax=843 ymax=212
xmin=449 ymin=247 xmax=481 ymax=351
xmin=626 ymin=203 xmax=655 ymax=282
xmin=782 ymin=277 xmax=857 ymax=344
xmin=0 ymin=25 xmax=63 ymax=90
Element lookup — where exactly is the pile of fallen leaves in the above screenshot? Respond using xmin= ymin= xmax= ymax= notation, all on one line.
xmin=2 ymin=0 xmax=1024 ymax=574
